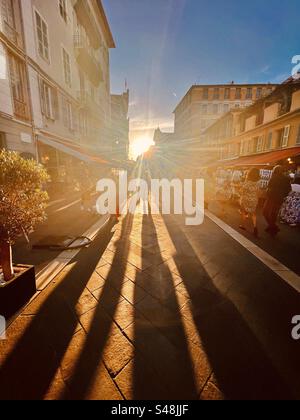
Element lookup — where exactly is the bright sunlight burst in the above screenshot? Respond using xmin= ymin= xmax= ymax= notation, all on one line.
xmin=130 ymin=136 xmax=155 ymax=160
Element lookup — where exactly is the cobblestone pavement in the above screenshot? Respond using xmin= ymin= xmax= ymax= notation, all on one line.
xmin=1 ymin=209 xmax=300 ymax=400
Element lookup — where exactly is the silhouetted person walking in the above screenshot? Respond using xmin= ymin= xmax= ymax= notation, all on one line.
xmin=263 ymin=165 xmax=291 ymax=236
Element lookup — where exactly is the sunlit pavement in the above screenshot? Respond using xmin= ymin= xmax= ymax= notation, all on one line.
xmin=13 ymin=191 xmax=101 ymax=274
xmin=208 ymin=200 xmax=300 ymax=276
xmin=1 ymin=207 xmax=300 ymax=400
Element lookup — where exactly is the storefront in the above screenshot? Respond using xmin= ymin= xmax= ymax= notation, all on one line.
xmin=37 ymin=134 xmax=134 ymax=195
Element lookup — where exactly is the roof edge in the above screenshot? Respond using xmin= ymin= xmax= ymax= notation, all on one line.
xmin=96 ymin=0 xmax=116 ymax=48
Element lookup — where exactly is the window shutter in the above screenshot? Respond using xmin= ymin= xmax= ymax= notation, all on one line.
xmin=72 ymin=106 xmax=78 ymax=132
xmin=62 ymin=97 xmax=68 ymax=127
xmin=38 ymin=77 xmax=46 ymax=115
xmin=52 ymin=88 xmax=59 ymax=120
xmin=297 ymin=125 xmax=300 ymax=145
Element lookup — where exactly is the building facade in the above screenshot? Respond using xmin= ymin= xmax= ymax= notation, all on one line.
xmin=110 ymin=89 xmax=130 ymax=161
xmin=0 ymin=0 xmax=115 ymax=181
xmin=174 ymin=83 xmax=278 ymax=140
xmin=0 ymin=0 xmax=34 ymax=157
xmin=202 ymin=78 xmax=300 ymax=170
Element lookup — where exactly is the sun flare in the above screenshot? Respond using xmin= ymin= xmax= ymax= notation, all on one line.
xmin=131 ymin=136 xmax=155 ymax=160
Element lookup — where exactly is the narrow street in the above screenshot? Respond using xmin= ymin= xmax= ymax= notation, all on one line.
xmin=208 ymin=200 xmax=300 ymax=276
xmin=13 ymin=192 xmax=102 ymax=274
xmin=1 ymin=204 xmax=299 ymax=400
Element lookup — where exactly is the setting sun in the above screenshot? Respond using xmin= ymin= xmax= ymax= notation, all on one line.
xmin=130 ymin=136 xmax=155 ymax=160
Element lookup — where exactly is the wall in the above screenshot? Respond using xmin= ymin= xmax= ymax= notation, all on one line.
xmin=291 ymin=90 xmax=300 ymax=112
xmin=263 ymin=103 xmax=280 ymax=124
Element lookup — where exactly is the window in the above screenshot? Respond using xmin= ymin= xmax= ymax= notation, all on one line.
xmin=281 ymin=125 xmax=290 ymax=147
xmin=59 ymin=0 xmax=67 ymax=22
xmin=79 ymin=110 xmax=88 ymax=137
xmin=8 ymin=54 xmax=24 ymax=102
xmin=2 ymin=0 xmax=17 ymax=43
xmin=0 ymin=132 xmax=6 ymax=150
xmin=44 ymin=84 xmax=54 ymax=119
xmin=248 ymin=140 xmax=254 ymax=153
xmin=256 ymin=87 xmax=262 ymax=99
xmin=8 ymin=53 xmax=28 ymax=119
xmin=266 ymin=132 xmax=273 ymax=149
xmin=201 ymin=104 xmax=207 ymax=114
xmin=63 ymin=97 xmax=74 ymax=130
xmin=224 ymin=88 xmax=230 ymax=100
xmin=246 ymin=88 xmax=252 ymax=100
xmin=240 ymin=141 xmax=245 ymax=155
xmin=213 ymin=104 xmax=218 ymax=114
xmin=67 ymin=102 xmax=73 ymax=130
xmin=202 ymin=88 xmax=208 ymax=100
xmin=256 ymin=136 xmax=264 ymax=152
xmin=296 ymin=126 xmax=300 ymax=145
xmin=2 ymin=0 xmax=15 ymax=26
xmin=35 ymin=11 xmax=49 ymax=61
xmin=40 ymin=81 xmax=59 ymax=120
xmin=235 ymin=88 xmax=241 ymax=99
xmin=213 ymin=88 xmax=219 ymax=100
xmin=62 ymin=48 xmax=71 ymax=87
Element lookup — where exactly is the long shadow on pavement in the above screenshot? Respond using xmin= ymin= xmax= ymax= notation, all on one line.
xmin=162 ymin=214 xmax=297 ymax=400
xmin=0 ymin=219 xmax=116 ymax=400
xmin=62 ymin=214 xmax=134 ymax=399
xmin=133 ymin=214 xmax=199 ymax=399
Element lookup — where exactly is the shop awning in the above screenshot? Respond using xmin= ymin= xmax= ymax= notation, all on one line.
xmin=38 ymin=134 xmax=135 ymax=170
xmin=222 ymin=146 xmax=300 ymax=168
xmin=38 ymin=135 xmax=110 ymax=165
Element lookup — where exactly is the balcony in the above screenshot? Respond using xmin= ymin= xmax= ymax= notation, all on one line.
xmin=74 ymin=31 xmax=103 ymax=87
xmin=73 ymin=0 xmax=102 ymax=49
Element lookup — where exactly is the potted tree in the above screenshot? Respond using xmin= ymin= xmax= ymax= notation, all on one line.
xmin=0 ymin=150 xmax=49 ymax=318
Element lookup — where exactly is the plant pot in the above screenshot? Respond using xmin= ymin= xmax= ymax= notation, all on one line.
xmin=0 ymin=265 xmax=36 ymax=319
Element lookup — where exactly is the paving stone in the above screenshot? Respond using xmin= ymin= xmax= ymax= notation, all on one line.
xmin=124 ymin=313 xmax=199 ymax=399
xmin=99 ymin=294 xmax=135 ymax=331
xmin=63 ymin=321 xmax=134 ymax=381
xmin=0 ymin=316 xmax=34 ymax=364
xmin=96 ymin=263 xmax=135 ymax=287
xmin=143 ymin=263 xmax=182 ymax=285
xmin=115 ymin=357 xmax=170 ymax=400
xmin=180 ymin=289 xmax=225 ymax=320
xmin=75 ymin=289 xmax=99 ymax=316
xmin=136 ymin=294 xmax=180 ymax=330
xmin=44 ymin=369 xmax=69 ymax=400
xmin=118 ymin=280 xmax=147 ymax=305
xmin=86 ymin=271 xmax=106 ymax=293
xmin=69 ymin=362 xmax=123 ymax=400
xmin=200 ymin=381 xmax=225 ymax=400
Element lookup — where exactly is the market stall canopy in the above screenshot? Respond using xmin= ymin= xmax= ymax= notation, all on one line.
xmin=222 ymin=146 xmax=300 ymax=168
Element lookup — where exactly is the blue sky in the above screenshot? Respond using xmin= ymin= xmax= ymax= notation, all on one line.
xmin=103 ymin=0 xmax=300 ymax=142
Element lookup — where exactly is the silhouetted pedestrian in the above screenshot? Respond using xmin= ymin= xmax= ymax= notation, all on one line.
xmin=263 ymin=165 xmax=291 ymax=236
